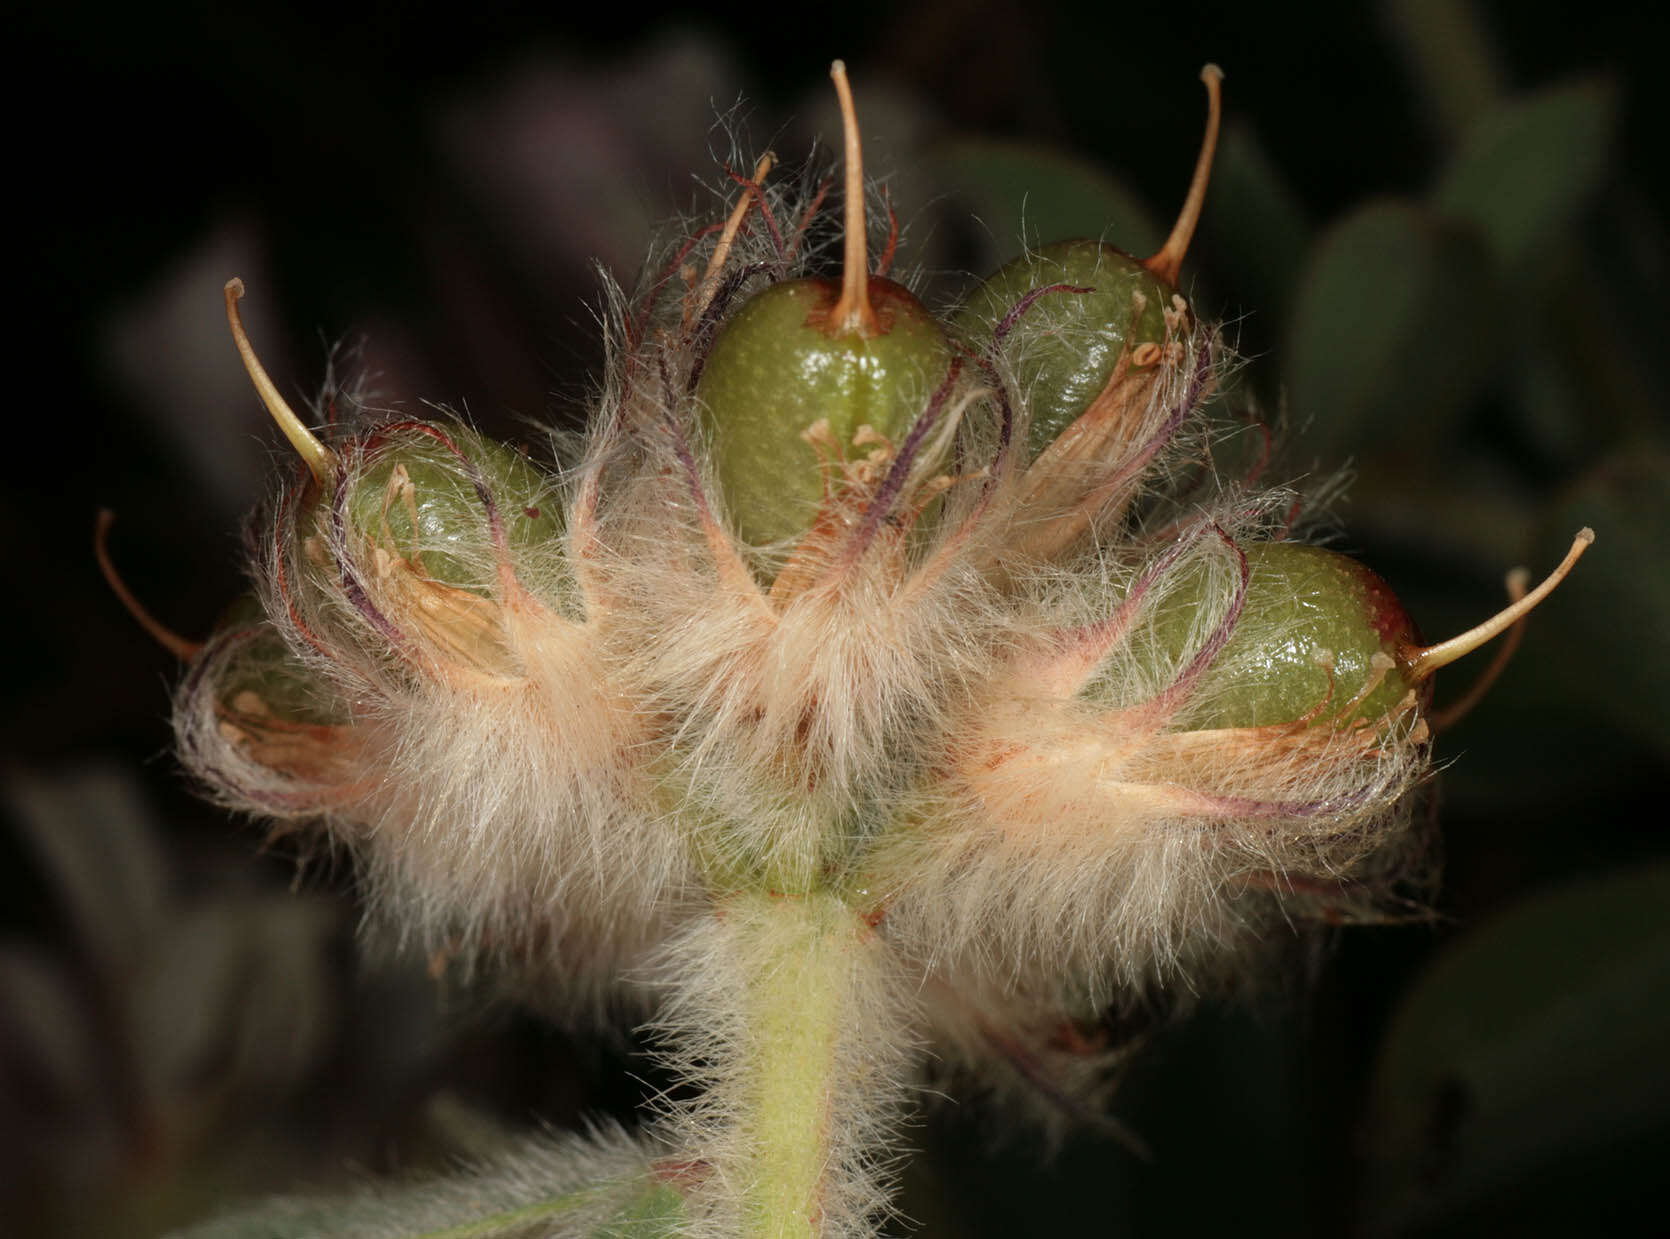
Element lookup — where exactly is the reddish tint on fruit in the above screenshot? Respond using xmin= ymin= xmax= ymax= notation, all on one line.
xmin=1125 ymin=531 xmax=1594 ymax=732
xmin=1168 ymin=543 xmax=1423 ymax=728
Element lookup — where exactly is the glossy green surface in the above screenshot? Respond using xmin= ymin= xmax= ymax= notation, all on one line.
xmin=212 ymin=596 xmax=339 ymax=724
xmin=696 ymin=276 xmax=952 ymax=547
xmin=954 ymin=239 xmax=1172 ymax=459
xmin=345 ymin=425 xmax=561 ymax=592
xmin=1141 ymin=542 xmax=1419 ymax=728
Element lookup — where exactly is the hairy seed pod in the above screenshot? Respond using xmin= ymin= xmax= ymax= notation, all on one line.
xmin=692 ymin=64 xmax=955 ymax=553
xmin=955 ymin=66 xmax=1223 ymax=463
xmin=210 ymin=594 xmax=340 ymax=724
xmin=696 ymin=276 xmax=951 ymax=547
xmin=341 ymin=422 xmax=562 ymax=593
xmin=955 ymin=240 xmax=1176 ymax=459
xmin=1144 ymin=543 xmax=1422 ymax=727
xmin=1110 ymin=534 xmax=1595 ymax=730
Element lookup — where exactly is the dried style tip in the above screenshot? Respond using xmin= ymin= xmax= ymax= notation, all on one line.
xmin=1430 ymin=567 xmax=1533 ymax=731
xmin=94 ymin=510 xmax=203 ymax=660
xmin=688 ymin=151 xmax=776 ymax=325
xmin=826 ymin=59 xmax=880 ymax=338
xmin=1143 ymin=64 xmax=1225 ymax=286
xmin=223 ymin=278 xmax=335 ymax=484
xmin=692 ymin=65 xmax=954 ymax=554
xmin=1402 ymin=528 xmax=1594 ymax=681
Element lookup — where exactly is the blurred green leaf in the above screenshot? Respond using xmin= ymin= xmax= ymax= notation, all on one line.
xmin=925 ymin=138 xmax=1163 ymax=271
xmin=1433 ymin=79 xmax=1618 ymax=268
xmin=1534 ymin=449 xmax=1670 ymax=755
xmin=133 ymin=895 xmax=339 ymax=1111
xmin=1365 ymin=865 xmax=1670 ymax=1234
xmin=5 ymin=763 xmax=170 ymax=970
xmin=0 ymin=946 xmax=105 ymax=1117
xmin=1287 ymin=200 xmax=1498 ymax=464
xmin=1201 ymin=119 xmax=1311 ymax=325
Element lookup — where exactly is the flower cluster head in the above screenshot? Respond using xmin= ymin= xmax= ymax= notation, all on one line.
xmin=160 ymin=62 xmax=1589 ymax=1142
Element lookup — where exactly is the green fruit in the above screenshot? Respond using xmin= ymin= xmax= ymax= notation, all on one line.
xmin=212 ymin=595 xmax=340 ymax=725
xmin=1141 ymin=542 xmax=1422 ymax=728
xmin=695 ymin=276 xmax=952 ymax=548
xmin=344 ymin=424 xmax=561 ymax=593
xmin=954 ymin=239 xmax=1176 ymax=460
xmin=225 ymin=282 xmax=559 ymax=592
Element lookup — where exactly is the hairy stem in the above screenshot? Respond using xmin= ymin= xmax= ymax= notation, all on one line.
xmin=747 ymin=893 xmax=852 ymax=1237
xmin=661 ymin=888 xmax=909 ymax=1238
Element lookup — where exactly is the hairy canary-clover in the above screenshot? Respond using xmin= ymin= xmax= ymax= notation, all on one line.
xmin=135 ymin=61 xmax=1593 ymax=1239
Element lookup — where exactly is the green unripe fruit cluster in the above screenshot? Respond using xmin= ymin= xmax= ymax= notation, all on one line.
xmin=343 ymin=425 xmax=561 ymax=592
xmin=696 ymin=276 xmax=952 ymax=548
xmin=1134 ymin=543 xmax=1421 ymax=728
xmin=954 ymin=240 xmax=1175 ymax=460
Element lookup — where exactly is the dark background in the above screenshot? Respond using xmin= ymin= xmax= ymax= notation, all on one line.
xmin=6 ymin=2 xmax=1667 ymax=1235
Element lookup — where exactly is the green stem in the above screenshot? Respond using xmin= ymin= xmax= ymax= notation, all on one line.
xmin=734 ymin=889 xmax=880 ymax=1239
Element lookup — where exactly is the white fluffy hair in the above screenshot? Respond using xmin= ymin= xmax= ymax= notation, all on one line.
xmin=176 ymin=141 xmax=1430 ymax=1235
